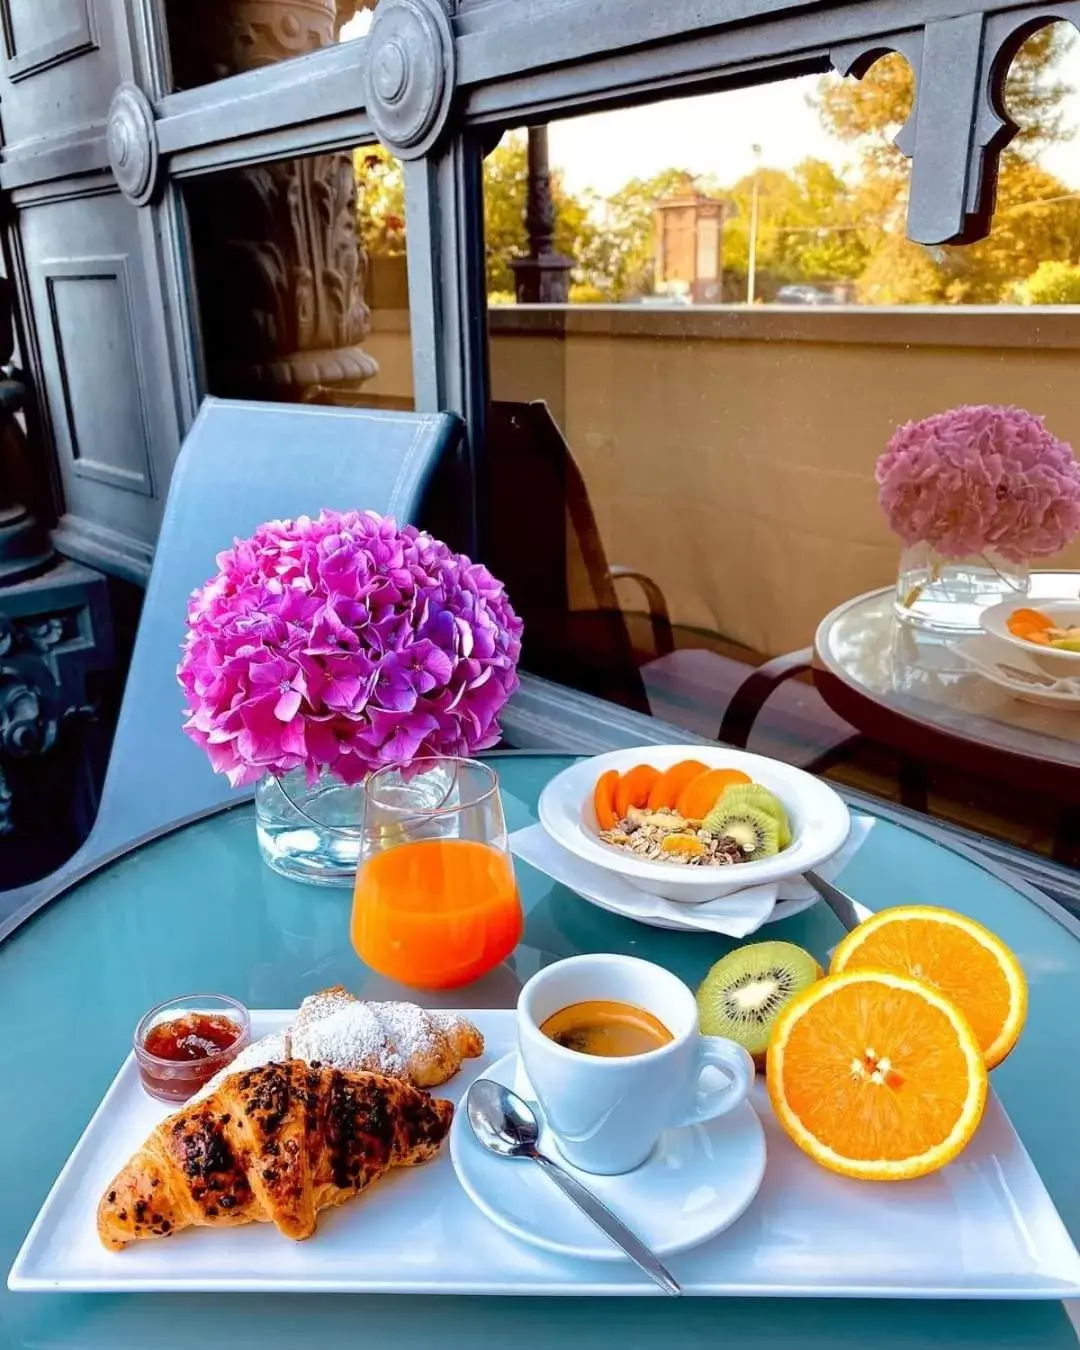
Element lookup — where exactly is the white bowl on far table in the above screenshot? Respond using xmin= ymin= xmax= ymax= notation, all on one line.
xmin=981 ymin=599 xmax=1080 ymax=678
xmin=537 ymin=745 xmax=850 ymax=904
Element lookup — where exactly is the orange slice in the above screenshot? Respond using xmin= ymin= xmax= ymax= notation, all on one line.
xmin=648 ymin=759 xmax=709 ymax=811
xmin=614 ymin=764 xmax=660 ymax=820
xmin=593 ymin=769 xmax=620 ymax=832
xmin=767 ymin=969 xmax=987 ymax=1181
xmin=676 ymin=767 xmax=752 ymax=821
xmin=829 ymin=905 xmax=1027 ymax=1069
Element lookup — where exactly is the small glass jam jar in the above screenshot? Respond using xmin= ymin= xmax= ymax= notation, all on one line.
xmin=134 ymin=994 xmax=250 ymax=1104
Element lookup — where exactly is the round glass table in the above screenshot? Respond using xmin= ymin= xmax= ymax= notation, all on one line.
xmin=2 ymin=753 xmax=1079 ymax=1349
xmin=814 ymin=574 xmax=1080 ymax=808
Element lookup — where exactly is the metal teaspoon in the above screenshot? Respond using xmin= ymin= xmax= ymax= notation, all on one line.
xmin=466 ymin=1077 xmax=681 ymax=1296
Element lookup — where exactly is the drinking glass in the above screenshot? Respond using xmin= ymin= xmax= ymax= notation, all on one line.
xmin=351 ymin=757 xmax=523 ymax=990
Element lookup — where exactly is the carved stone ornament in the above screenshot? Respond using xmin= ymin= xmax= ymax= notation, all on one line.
xmin=364 ymin=0 xmax=456 ymax=159
xmin=178 ymin=0 xmax=377 ymax=398
xmin=107 ymin=84 xmax=160 ymax=207
xmin=167 ymin=0 xmax=337 ymax=84
xmin=189 ymin=151 xmax=378 ymax=397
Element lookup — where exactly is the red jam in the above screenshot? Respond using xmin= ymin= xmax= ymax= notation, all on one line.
xmin=143 ymin=1013 xmax=242 ymax=1062
xmin=137 ymin=1009 xmax=249 ymax=1103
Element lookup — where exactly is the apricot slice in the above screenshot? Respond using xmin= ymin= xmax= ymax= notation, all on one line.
xmin=614 ymin=764 xmax=660 ymax=820
xmin=647 ymin=759 xmax=709 ymax=811
xmin=593 ymin=769 xmax=620 ymax=831
xmin=676 ymin=768 xmax=753 ymax=821
xmin=1007 ymin=607 xmax=1052 ymax=635
xmin=661 ymin=834 xmax=706 ymax=857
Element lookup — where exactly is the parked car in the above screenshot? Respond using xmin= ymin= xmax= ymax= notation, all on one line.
xmin=774 ymin=284 xmax=834 ymax=305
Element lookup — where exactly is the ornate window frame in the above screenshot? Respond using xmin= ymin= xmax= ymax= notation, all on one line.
xmin=1 ymin=0 xmax=1067 ymax=474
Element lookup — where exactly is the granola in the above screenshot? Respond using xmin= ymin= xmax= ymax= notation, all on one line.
xmin=599 ymin=806 xmax=751 ymax=867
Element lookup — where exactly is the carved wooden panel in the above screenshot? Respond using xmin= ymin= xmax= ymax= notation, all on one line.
xmin=0 ymin=0 xmax=96 ymax=82
xmin=43 ymin=257 xmax=154 ymax=498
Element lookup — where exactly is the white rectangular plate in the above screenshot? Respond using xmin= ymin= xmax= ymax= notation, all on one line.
xmin=10 ymin=1010 xmax=1080 ymax=1298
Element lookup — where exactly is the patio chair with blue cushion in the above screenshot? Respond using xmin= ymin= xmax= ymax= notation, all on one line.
xmin=0 ymin=397 xmax=462 ymax=938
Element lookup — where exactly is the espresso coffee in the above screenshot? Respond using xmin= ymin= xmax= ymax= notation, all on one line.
xmin=539 ymin=999 xmax=673 ymax=1058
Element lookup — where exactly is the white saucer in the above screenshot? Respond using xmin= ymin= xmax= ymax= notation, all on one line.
xmin=950 ymin=635 xmax=1080 ymax=709
xmin=449 ymin=1049 xmax=767 ymax=1261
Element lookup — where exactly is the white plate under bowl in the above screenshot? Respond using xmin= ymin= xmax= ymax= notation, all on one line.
xmin=564 ymin=872 xmax=819 ymax=932
xmin=951 ymin=635 xmax=1080 ymax=710
xmin=450 ymin=1050 xmax=766 ymax=1260
xmin=981 ymin=598 xmax=1080 ymax=677
xmin=538 ymin=746 xmax=850 ymax=903
xmin=10 ymin=1009 xmax=1080 ymax=1297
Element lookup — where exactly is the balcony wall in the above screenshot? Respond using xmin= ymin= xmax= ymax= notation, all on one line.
xmin=362 ymin=294 xmax=1080 ymax=656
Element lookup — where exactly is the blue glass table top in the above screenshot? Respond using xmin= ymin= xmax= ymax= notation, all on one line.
xmin=1 ymin=752 xmax=1079 ymax=1348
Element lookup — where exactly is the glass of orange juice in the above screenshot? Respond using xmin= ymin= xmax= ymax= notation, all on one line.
xmin=351 ymin=757 xmax=523 ymax=990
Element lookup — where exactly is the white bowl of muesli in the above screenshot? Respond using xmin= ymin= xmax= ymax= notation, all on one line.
xmin=537 ymin=745 xmax=850 ymax=903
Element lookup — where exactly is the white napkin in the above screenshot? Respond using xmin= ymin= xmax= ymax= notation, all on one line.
xmin=510 ymin=816 xmax=875 ymax=938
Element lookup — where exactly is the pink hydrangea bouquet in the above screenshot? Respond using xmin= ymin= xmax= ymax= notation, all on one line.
xmin=178 ymin=511 xmax=523 ymax=788
xmin=876 ymin=404 xmax=1080 ymax=563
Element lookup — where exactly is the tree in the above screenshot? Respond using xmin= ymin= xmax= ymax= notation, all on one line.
xmin=722 ymin=159 xmax=868 ymax=291
xmin=1021 ymin=258 xmax=1080 ymax=302
xmin=815 ymin=25 xmax=1080 ymax=304
xmin=354 ymin=146 xmax=406 ymax=256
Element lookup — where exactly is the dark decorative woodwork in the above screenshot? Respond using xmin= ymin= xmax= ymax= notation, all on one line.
xmin=831 ymin=8 xmax=1080 ymax=245
xmin=0 ymin=279 xmax=114 ymax=878
xmin=511 ymin=126 xmax=571 ymax=304
xmin=174 ymin=0 xmax=378 ymax=399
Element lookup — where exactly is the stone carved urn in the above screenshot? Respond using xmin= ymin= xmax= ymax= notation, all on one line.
xmin=170 ymin=0 xmax=379 ymax=399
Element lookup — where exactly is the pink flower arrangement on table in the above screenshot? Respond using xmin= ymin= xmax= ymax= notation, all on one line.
xmin=876 ymin=404 xmax=1080 ymax=563
xmin=178 ymin=510 xmax=523 ymax=788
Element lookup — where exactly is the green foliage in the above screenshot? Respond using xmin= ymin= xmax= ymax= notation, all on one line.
xmin=354 ymin=146 xmax=405 ymax=256
xmin=1021 ymin=259 xmax=1080 ymax=303
xmin=568 ymin=282 xmax=607 ymax=303
xmin=723 ymin=159 xmax=868 ymax=289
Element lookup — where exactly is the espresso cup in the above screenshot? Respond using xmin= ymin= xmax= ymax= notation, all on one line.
xmin=517 ymin=953 xmax=755 ymax=1175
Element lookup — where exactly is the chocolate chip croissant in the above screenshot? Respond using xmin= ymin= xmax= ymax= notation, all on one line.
xmin=98 ymin=1060 xmax=453 ymax=1250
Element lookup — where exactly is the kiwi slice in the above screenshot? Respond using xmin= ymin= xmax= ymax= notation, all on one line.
xmin=701 ymin=803 xmax=779 ymax=860
xmin=707 ymin=784 xmax=792 ymax=850
xmin=697 ymin=941 xmax=822 ymax=1062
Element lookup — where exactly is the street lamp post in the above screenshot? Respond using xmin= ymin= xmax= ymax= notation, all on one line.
xmin=746 ymin=142 xmax=762 ymax=305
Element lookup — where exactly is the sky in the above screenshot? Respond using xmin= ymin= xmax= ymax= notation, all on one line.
xmin=548 ymin=79 xmax=854 ymax=195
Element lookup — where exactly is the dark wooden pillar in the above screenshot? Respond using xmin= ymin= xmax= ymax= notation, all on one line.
xmin=511 ymin=126 xmax=572 ymax=304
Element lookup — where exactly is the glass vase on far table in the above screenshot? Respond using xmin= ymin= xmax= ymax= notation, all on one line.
xmin=895 ymin=542 xmax=1029 ymax=634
